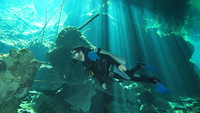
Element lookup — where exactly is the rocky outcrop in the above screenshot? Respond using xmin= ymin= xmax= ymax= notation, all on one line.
xmin=46 ymin=26 xmax=96 ymax=112
xmin=0 ymin=48 xmax=41 ymax=113
xmin=47 ymin=26 xmax=93 ymax=76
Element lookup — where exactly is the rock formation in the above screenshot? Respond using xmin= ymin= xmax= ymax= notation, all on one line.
xmin=0 ymin=48 xmax=41 ymax=113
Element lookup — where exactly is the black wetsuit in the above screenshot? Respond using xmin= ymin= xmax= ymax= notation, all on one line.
xmin=82 ymin=51 xmax=157 ymax=85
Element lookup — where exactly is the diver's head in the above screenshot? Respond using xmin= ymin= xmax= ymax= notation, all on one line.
xmin=71 ymin=46 xmax=92 ymax=62
xmin=71 ymin=50 xmax=85 ymax=61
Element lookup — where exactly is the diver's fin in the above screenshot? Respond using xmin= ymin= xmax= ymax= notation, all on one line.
xmin=155 ymin=82 xmax=170 ymax=93
xmin=137 ymin=62 xmax=158 ymax=72
xmin=144 ymin=65 xmax=158 ymax=72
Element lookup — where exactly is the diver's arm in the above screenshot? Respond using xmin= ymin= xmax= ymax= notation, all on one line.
xmin=95 ymin=74 xmax=104 ymax=85
xmin=95 ymin=74 xmax=107 ymax=90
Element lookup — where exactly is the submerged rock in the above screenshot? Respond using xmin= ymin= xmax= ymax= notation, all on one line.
xmin=45 ymin=26 xmax=97 ymax=112
xmin=0 ymin=48 xmax=41 ymax=113
xmin=47 ymin=26 xmax=94 ymax=75
xmin=18 ymin=91 xmax=85 ymax=113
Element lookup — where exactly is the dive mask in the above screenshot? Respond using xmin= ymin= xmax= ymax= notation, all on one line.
xmin=70 ymin=50 xmax=78 ymax=63
xmin=70 ymin=51 xmax=78 ymax=58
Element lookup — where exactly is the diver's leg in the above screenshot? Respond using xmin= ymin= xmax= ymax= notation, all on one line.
xmin=125 ymin=63 xmax=143 ymax=75
xmin=112 ymin=73 xmax=126 ymax=80
xmin=131 ymin=74 xmax=159 ymax=84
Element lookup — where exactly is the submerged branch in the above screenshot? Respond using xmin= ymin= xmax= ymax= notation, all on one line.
xmin=77 ymin=13 xmax=100 ymax=30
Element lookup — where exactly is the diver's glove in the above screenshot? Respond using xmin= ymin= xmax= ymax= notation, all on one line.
xmin=102 ymin=83 xmax=107 ymax=90
xmin=87 ymin=51 xmax=100 ymax=61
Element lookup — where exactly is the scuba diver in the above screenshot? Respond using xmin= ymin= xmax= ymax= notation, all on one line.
xmin=71 ymin=46 xmax=170 ymax=93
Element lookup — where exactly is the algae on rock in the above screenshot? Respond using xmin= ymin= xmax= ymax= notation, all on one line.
xmin=0 ymin=48 xmax=41 ymax=113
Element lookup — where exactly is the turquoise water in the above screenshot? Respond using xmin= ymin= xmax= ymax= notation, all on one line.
xmin=0 ymin=0 xmax=200 ymax=113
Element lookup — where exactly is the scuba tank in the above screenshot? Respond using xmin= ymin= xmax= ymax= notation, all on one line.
xmin=94 ymin=48 xmax=126 ymax=65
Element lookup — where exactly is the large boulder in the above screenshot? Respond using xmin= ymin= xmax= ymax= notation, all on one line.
xmin=0 ymin=48 xmax=41 ymax=113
